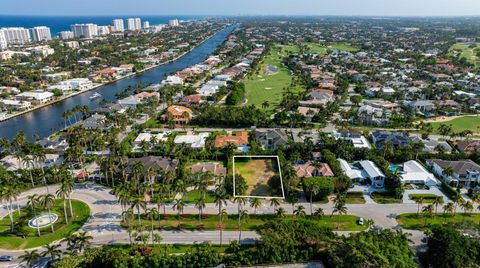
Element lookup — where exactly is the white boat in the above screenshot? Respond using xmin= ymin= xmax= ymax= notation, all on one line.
xmin=89 ymin=93 xmax=102 ymax=100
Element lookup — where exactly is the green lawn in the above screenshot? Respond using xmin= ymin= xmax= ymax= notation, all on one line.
xmin=0 ymin=199 xmax=90 ymax=250
xmin=183 ymin=190 xmax=215 ymax=203
xmin=430 ymin=115 xmax=480 ymax=134
xmin=345 ymin=192 xmax=366 ymax=204
xmin=397 ymin=212 xmax=480 ymax=230
xmin=449 ymin=42 xmax=480 ymax=67
xmin=244 ymin=44 xmax=304 ymax=113
xmin=408 ymin=194 xmax=443 ymax=204
xmin=234 ymin=158 xmax=280 ymax=197
xmin=371 ymin=192 xmax=402 ymax=204
xmin=305 ymin=43 xmax=328 ymax=55
xmin=122 ymin=214 xmax=366 ymax=232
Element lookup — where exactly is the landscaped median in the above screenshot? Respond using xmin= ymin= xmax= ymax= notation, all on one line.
xmin=0 ymin=199 xmax=90 ymax=250
xmin=121 ymin=214 xmax=367 ymax=232
xmin=396 ymin=212 xmax=480 ymax=230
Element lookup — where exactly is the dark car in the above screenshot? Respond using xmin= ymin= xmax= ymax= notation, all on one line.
xmin=0 ymin=255 xmax=13 ymax=261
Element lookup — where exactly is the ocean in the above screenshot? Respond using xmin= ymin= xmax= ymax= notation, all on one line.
xmin=0 ymin=15 xmax=204 ymax=35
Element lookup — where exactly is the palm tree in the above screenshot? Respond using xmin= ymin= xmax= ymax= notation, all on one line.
xmin=131 ymin=196 xmax=146 ymax=224
xmin=275 ymin=207 xmax=286 ymax=218
xmin=218 ymin=208 xmax=228 ymax=247
xmin=269 ymin=198 xmax=281 ymax=212
xmin=1 ymin=185 xmax=19 ymax=232
xmin=238 ymin=209 xmax=249 ymax=241
xmin=39 ymin=194 xmax=56 ymax=233
xmin=19 ymin=250 xmax=41 ymax=267
xmin=313 ymin=208 xmax=324 ymax=218
xmin=195 ymin=196 xmax=206 ymax=225
xmin=460 ymin=201 xmax=474 ymax=222
xmin=27 ymin=194 xmax=41 ymax=236
xmin=250 ymin=198 xmax=262 ymax=215
xmin=443 ymin=202 xmax=454 ymax=222
xmin=287 ymin=193 xmax=298 ymax=214
xmin=452 ymin=194 xmax=462 ymax=216
xmin=145 ymin=208 xmax=159 ymax=245
xmin=432 ymin=196 xmax=444 ymax=217
xmin=173 ymin=198 xmax=185 ymax=221
xmin=56 ymin=182 xmax=70 ymax=224
xmin=214 ymin=187 xmax=227 ymax=223
xmin=332 ymin=197 xmax=347 ymax=217
xmin=294 ymin=205 xmax=306 ymax=217
xmin=422 ymin=204 xmax=434 ymax=226
xmin=42 ymin=244 xmax=62 ymax=261
xmin=75 ymin=232 xmax=93 ymax=252
xmin=366 ymin=219 xmax=375 ymax=230
xmin=415 ymin=197 xmax=424 ymax=217
xmin=307 ymin=186 xmax=318 ymax=215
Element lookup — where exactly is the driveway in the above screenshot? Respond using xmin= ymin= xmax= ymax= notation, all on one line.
xmin=403 ymin=186 xmax=450 ymax=204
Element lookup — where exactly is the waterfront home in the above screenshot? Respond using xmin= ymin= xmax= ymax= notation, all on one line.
xmin=166 ymin=105 xmax=193 ymax=126
xmin=82 ymin=114 xmax=112 ymax=130
xmin=162 ymin=75 xmax=184 ymax=86
xmin=338 ymin=159 xmax=386 ymax=188
xmin=15 ymin=90 xmax=54 ymax=104
xmin=293 ymin=161 xmax=334 ymax=178
xmin=0 ymin=99 xmax=31 ymax=110
xmin=48 ymin=78 xmax=93 ymax=92
xmin=255 ymin=129 xmax=289 ymax=150
xmin=174 ymin=132 xmax=209 ymax=149
xmin=0 ymin=154 xmax=63 ymax=171
xmin=427 ymin=159 xmax=480 ymax=188
xmin=214 ymin=131 xmax=250 ymax=152
xmin=398 ymin=160 xmax=440 ymax=186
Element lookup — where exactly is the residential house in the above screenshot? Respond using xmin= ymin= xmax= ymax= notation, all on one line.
xmin=0 ymin=154 xmax=63 ymax=171
xmin=174 ymin=132 xmax=209 ymax=149
xmin=128 ymin=156 xmax=179 ymax=175
xmin=82 ymin=114 xmax=111 ymax=130
xmin=189 ymin=162 xmax=227 ymax=183
xmin=398 ymin=160 xmax=440 ymax=186
xmin=410 ymin=136 xmax=452 ymax=153
xmin=132 ymin=132 xmax=171 ymax=151
xmin=293 ymin=161 xmax=334 ymax=178
xmin=406 ymin=100 xmax=435 ymax=113
xmin=370 ymin=130 xmax=410 ymax=149
xmin=456 ymin=140 xmax=480 ymax=153
xmin=332 ymin=129 xmax=371 ymax=149
xmin=215 ymin=131 xmax=250 ymax=152
xmin=255 ymin=129 xmax=289 ymax=150
xmin=15 ymin=90 xmax=54 ymax=104
xmin=338 ymin=159 xmax=386 ymax=188
xmin=427 ymin=159 xmax=480 ymax=188
xmin=166 ymin=105 xmax=193 ymax=126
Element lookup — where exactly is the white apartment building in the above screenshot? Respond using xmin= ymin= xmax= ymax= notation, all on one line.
xmin=169 ymin=19 xmax=180 ymax=27
xmin=71 ymin=24 xmax=98 ymax=39
xmin=143 ymin=21 xmax=150 ymax=28
xmin=0 ymin=27 xmax=31 ymax=45
xmin=127 ymin=18 xmax=142 ymax=31
xmin=58 ymin=31 xmax=74 ymax=40
xmin=112 ymin=19 xmax=125 ymax=32
xmin=28 ymin=45 xmax=55 ymax=58
xmin=0 ymin=31 xmax=6 ymax=50
xmin=29 ymin=26 xmax=52 ymax=42
xmin=97 ymin=26 xmax=111 ymax=36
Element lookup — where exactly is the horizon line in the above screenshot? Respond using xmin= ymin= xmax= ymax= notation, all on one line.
xmin=1 ymin=14 xmax=480 ymax=18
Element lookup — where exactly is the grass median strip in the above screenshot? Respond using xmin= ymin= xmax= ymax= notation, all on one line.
xmin=121 ymin=214 xmax=366 ymax=232
xmin=396 ymin=212 xmax=480 ymax=230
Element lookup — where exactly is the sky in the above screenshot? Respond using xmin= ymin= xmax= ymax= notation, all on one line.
xmin=1 ymin=0 xmax=480 ymax=16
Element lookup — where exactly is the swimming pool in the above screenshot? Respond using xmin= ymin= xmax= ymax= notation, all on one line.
xmin=389 ymin=164 xmax=403 ymax=172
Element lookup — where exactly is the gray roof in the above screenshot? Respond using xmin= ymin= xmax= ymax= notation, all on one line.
xmin=359 ymin=160 xmax=385 ymax=178
xmin=427 ymin=159 xmax=480 ymax=176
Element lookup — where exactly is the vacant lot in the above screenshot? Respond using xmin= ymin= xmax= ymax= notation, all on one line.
xmin=449 ymin=42 xmax=480 ymax=67
xmin=430 ymin=115 xmax=480 ymax=134
xmin=397 ymin=213 xmax=480 ymax=230
xmin=234 ymin=157 xmax=282 ymax=197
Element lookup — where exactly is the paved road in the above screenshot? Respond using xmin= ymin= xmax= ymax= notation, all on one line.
xmin=0 ymin=182 xmax=464 ymax=266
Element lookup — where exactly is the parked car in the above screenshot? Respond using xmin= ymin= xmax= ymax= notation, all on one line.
xmin=0 ymin=255 xmax=12 ymax=262
xmin=357 ymin=217 xmax=364 ymax=226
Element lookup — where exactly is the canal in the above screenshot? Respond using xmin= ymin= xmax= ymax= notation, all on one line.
xmin=0 ymin=24 xmax=237 ymax=141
